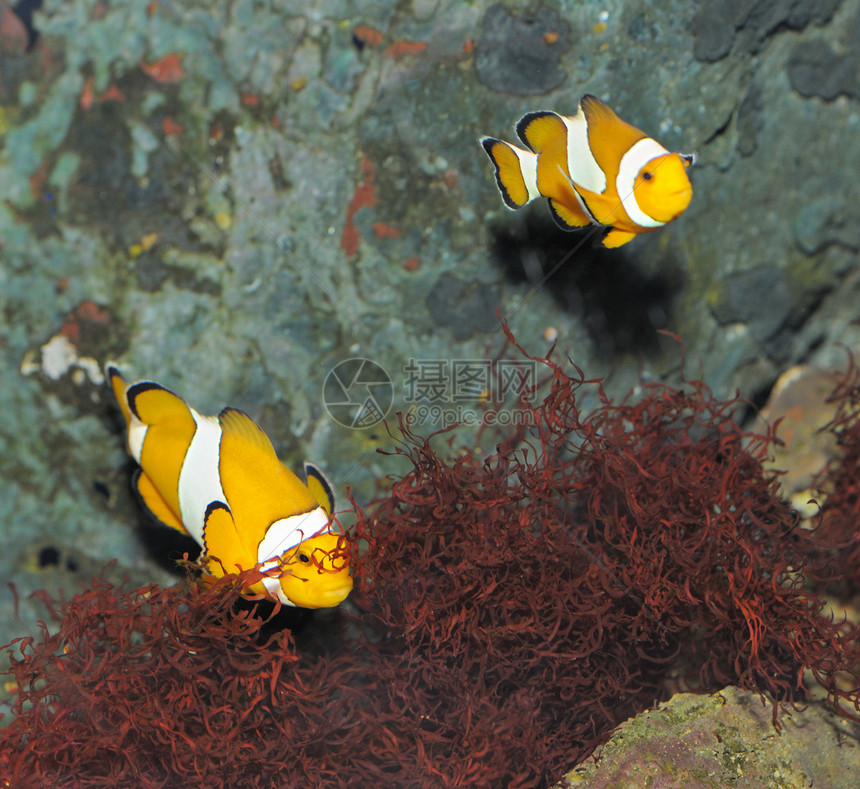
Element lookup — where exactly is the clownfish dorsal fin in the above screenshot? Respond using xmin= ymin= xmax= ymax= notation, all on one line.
xmin=579 ymin=94 xmax=647 ymax=178
xmin=578 ymin=94 xmax=636 ymax=135
xmin=217 ymin=407 xmax=278 ymax=458
xmin=304 ymin=461 xmax=336 ymax=516
xmin=126 ymin=380 xmax=191 ymax=426
xmin=133 ymin=469 xmax=189 ymax=533
xmin=578 ymin=94 xmax=619 ymax=123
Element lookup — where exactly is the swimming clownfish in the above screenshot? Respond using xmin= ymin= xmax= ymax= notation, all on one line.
xmin=480 ymin=94 xmax=695 ymax=248
xmin=107 ymin=365 xmax=353 ymax=609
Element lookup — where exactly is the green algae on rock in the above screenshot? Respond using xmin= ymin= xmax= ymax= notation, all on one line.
xmin=557 ymin=687 xmax=860 ymax=789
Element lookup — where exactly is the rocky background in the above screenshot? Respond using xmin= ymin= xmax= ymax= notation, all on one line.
xmin=1 ymin=0 xmax=859 ymax=781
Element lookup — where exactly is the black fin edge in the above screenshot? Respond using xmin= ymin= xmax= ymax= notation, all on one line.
xmin=127 ymin=381 xmax=171 ymax=420
xmin=547 ymin=200 xmax=581 ymax=232
xmin=132 ymin=468 xmax=179 ymax=529
xmin=305 ymin=461 xmax=336 ymax=515
xmin=217 ymin=406 xmax=256 ymax=421
xmin=515 ymin=110 xmax=558 ymax=150
xmin=480 ymin=136 xmax=521 ymax=210
xmin=204 ymin=500 xmax=231 ymax=520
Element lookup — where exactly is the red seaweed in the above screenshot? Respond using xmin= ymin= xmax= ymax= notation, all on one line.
xmin=3 ymin=334 xmax=860 ymax=787
xmin=810 ymin=350 xmax=860 ymax=593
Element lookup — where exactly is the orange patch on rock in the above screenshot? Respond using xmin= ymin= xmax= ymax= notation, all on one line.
xmin=80 ymin=76 xmax=95 ymax=110
xmin=404 ymin=257 xmax=420 ymax=271
xmin=29 ymin=158 xmax=50 ymax=200
xmin=98 ymin=83 xmax=124 ymax=103
xmin=141 ymin=53 xmax=185 ymax=83
xmin=0 ymin=4 xmax=28 ymax=54
xmin=240 ymin=93 xmax=260 ymax=107
xmin=353 ymin=24 xmax=384 ymax=48
xmin=75 ymin=300 xmax=111 ymax=323
xmin=372 ymin=222 xmax=401 ymax=239
xmin=162 ymin=116 xmax=182 ymax=136
xmin=59 ymin=301 xmax=112 ymax=345
xmin=342 ymin=156 xmax=377 ymax=257
xmin=385 ymin=40 xmax=427 ymax=58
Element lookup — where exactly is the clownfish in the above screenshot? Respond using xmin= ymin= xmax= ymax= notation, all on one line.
xmin=107 ymin=365 xmax=353 ymax=609
xmin=480 ymin=94 xmax=695 ymax=248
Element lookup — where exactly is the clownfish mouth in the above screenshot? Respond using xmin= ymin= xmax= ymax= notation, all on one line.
xmin=317 ymin=579 xmax=354 ymax=606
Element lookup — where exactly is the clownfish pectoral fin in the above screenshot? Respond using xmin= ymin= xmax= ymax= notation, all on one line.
xmin=548 ymin=198 xmax=590 ymax=231
xmin=201 ymin=501 xmax=245 ymax=577
xmin=480 ymin=137 xmax=539 ymax=209
xmin=515 ymin=111 xmax=567 ymax=155
xmin=304 ymin=462 xmax=336 ymax=517
xmin=133 ymin=469 xmax=188 ymax=533
xmin=126 ymin=380 xmax=191 ymax=426
xmin=600 ymin=227 xmax=638 ymax=248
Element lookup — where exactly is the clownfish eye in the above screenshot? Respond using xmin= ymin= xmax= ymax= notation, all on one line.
xmin=298 ymin=553 xmax=310 ymax=563
xmin=642 ymin=171 xmax=653 ymax=181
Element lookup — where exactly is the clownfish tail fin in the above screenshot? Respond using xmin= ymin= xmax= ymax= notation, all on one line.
xmin=106 ymin=363 xmax=132 ymax=427
xmin=126 ymin=380 xmax=191 ymax=426
xmin=480 ymin=137 xmax=539 ymax=209
xmin=515 ymin=110 xmax=567 ymax=155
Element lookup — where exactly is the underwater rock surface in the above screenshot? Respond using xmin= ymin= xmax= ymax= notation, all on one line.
xmin=2 ymin=0 xmax=860 ymax=744
xmin=558 ymin=687 xmax=860 ymax=788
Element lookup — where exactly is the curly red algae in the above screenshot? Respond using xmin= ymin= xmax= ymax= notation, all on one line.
xmin=811 ymin=351 xmax=860 ymax=593
xmin=349 ymin=327 xmax=860 ymax=780
xmin=0 ymin=569 xmax=365 ymax=788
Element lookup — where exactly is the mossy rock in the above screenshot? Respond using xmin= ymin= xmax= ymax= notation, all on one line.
xmin=558 ymin=686 xmax=860 ymax=788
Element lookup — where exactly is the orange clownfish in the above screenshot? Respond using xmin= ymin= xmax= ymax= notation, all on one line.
xmin=480 ymin=94 xmax=695 ymax=248
xmin=107 ymin=365 xmax=353 ymax=609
